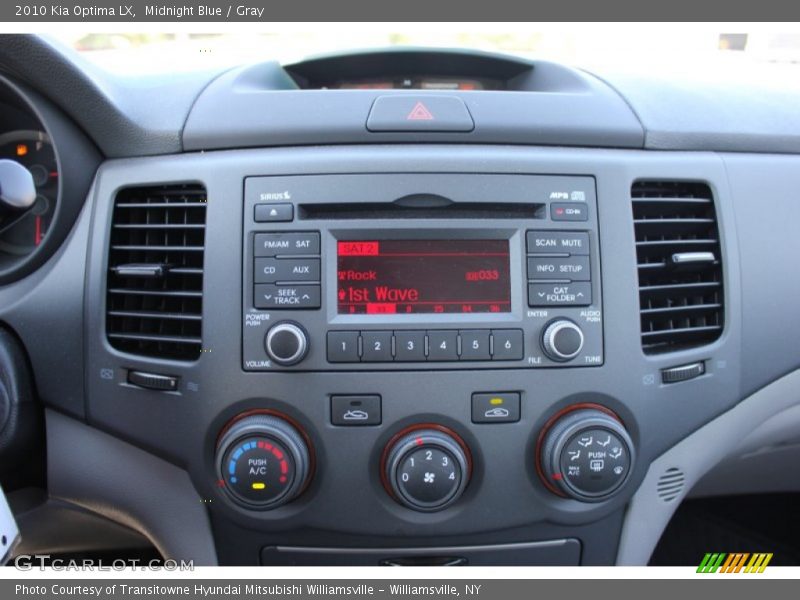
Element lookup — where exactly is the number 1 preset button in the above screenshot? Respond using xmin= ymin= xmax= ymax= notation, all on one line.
xmin=327 ymin=331 xmax=360 ymax=363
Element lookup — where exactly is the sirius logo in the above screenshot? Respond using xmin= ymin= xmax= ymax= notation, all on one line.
xmin=260 ymin=191 xmax=291 ymax=201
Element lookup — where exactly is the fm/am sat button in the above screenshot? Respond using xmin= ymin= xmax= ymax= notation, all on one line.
xmin=254 ymin=232 xmax=320 ymax=257
xmin=471 ymin=392 xmax=520 ymax=424
xmin=255 ymin=284 xmax=321 ymax=309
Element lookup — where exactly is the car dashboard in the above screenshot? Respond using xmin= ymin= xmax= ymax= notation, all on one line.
xmin=0 ymin=36 xmax=799 ymax=567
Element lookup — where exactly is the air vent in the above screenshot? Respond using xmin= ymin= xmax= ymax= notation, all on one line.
xmin=657 ymin=467 xmax=686 ymax=502
xmin=632 ymin=181 xmax=723 ymax=354
xmin=106 ymin=184 xmax=207 ymax=361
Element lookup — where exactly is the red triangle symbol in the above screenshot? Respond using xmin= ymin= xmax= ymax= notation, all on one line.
xmin=407 ymin=102 xmax=434 ymax=121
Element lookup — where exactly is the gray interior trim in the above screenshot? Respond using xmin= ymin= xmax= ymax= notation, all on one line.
xmin=45 ymin=409 xmax=218 ymax=564
xmin=592 ymin=70 xmax=800 ymax=154
xmin=617 ymin=368 xmax=800 ymax=565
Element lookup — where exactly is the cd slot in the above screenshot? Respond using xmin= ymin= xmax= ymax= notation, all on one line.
xmin=298 ymin=202 xmax=545 ymax=220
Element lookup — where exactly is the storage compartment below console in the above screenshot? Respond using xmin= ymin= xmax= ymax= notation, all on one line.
xmin=261 ymin=539 xmax=581 ymax=566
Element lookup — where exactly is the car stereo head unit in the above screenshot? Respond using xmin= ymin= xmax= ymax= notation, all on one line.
xmin=242 ymin=173 xmax=603 ymax=371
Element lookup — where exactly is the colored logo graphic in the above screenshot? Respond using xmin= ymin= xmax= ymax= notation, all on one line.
xmin=697 ymin=552 xmax=773 ymax=573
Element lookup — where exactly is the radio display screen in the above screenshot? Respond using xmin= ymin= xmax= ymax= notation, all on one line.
xmin=337 ymin=239 xmax=511 ymax=314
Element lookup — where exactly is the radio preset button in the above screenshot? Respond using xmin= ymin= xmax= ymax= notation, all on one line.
xmin=527 ymin=256 xmax=590 ymax=281
xmin=491 ymin=330 xmax=524 ymax=361
xmin=526 ymin=231 xmax=589 ymax=255
xmin=427 ymin=330 xmax=459 ymax=361
xmin=394 ymin=330 xmax=427 ymax=361
xmin=255 ymin=284 xmax=321 ymax=309
xmin=528 ymin=282 xmax=592 ymax=307
xmin=327 ymin=331 xmax=361 ymax=363
xmin=362 ymin=331 xmax=394 ymax=362
xmin=459 ymin=330 xmax=491 ymax=361
xmin=254 ymin=232 xmax=320 ymax=257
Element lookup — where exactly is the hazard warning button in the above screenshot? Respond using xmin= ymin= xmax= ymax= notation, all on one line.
xmin=366 ymin=96 xmax=474 ymax=132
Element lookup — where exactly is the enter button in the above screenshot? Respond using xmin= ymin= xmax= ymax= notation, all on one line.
xmin=471 ymin=392 xmax=520 ymax=424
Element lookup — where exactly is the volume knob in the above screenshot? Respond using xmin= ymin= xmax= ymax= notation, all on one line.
xmin=541 ymin=319 xmax=584 ymax=362
xmin=265 ymin=322 xmax=308 ymax=366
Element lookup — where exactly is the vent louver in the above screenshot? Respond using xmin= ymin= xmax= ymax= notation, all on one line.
xmin=632 ymin=181 xmax=724 ymax=354
xmin=657 ymin=467 xmax=686 ymax=502
xmin=106 ymin=184 xmax=207 ymax=361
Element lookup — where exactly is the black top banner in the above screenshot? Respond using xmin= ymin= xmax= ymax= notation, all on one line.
xmin=2 ymin=0 xmax=800 ymax=22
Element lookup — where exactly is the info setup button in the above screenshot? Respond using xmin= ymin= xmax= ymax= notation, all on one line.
xmin=472 ymin=392 xmax=520 ymax=424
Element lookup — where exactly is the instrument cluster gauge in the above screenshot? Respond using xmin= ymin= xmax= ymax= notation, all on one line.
xmin=0 ymin=130 xmax=58 ymax=265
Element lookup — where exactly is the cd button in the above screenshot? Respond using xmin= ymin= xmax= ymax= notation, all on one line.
xmin=361 ymin=331 xmax=394 ymax=362
xmin=491 ymin=330 xmax=524 ymax=361
xmin=255 ymin=258 xmax=321 ymax=283
xmin=394 ymin=330 xmax=426 ymax=362
xmin=459 ymin=330 xmax=491 ymax=361
xmin=427 ymin=330 xmax=459 ymax=361
xmin=327 ymin=331 xmax=360 ymax=363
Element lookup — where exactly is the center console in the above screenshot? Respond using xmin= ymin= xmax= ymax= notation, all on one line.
xmin=80 ymin=145 xmax=740 ymax=566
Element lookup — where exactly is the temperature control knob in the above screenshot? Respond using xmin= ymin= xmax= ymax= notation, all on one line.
xmin=265 ymin=322 xmax=308 ymax=366
xmin=538 ymin=406 xmax=634 ymax=502
xmin=541 ymin=319 xmax=584 ymax=362
xmin=382 ymin=426 xmax=471 ymax=512
xmin=217 ymin=414 xmax=312 ymax=509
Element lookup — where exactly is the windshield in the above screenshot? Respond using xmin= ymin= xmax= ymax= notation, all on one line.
xmin=49 ymin=26 xmax=800 ymax=78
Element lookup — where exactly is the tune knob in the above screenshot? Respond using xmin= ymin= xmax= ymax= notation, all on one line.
xmin=217 ymin=414 xmax=312 ymax=509
xmin=265 ymin=322 xmax=308 ymax=366
xmin=541 ymin=319 xmax=584 ymax=362
xmin=382 ymin=426 xmax=471 ymax=512
xmin=538 ymin=406 xmax=634 ymax=502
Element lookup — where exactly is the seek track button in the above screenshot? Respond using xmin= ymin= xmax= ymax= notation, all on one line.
xmin=255 ymin=284 xmax=320 ymax=309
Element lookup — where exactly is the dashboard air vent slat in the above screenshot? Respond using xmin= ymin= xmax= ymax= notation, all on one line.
xmin=106 ymin=184 xmax=207 ymax=361
xmin=632 ymin=181 xmax=724 ymax=354
xmin=657 ymin=467 xmax=686 ymax=502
